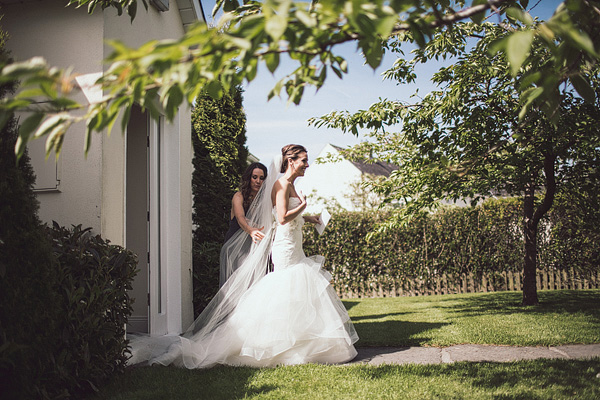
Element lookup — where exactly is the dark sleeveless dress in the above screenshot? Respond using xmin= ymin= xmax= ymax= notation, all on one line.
xmin=224 ymin=216 xmax=242 ymax=243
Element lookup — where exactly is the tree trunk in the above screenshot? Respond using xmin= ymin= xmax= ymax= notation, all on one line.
xmin=522 ymin=184 xmax=539 ymax=305
xmin=521 ymin=154 xmax=557 ymax=306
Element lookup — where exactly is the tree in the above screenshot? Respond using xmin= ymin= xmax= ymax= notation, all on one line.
xmin=191 ymin=86 xmax=248 ymax=316
xmin=0 ymin=29 xmax=60 ymax=398
xmin=311 ymin=21 xmax=600 ymax=305
xmin=1 ymin=0 xmax=598 ymax=159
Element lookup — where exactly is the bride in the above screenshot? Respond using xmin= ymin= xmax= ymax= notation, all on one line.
xmin=129 ymin=144 xmax=358 ymax=368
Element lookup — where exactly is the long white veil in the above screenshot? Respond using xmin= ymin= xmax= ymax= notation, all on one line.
xmin=128 ymin=155 xmax=283 ymax=368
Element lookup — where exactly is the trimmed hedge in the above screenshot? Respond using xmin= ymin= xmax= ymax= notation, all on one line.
xmin=191 ymin=87 xmax=248 ymax=317
xmin=303 ymin=196 xmax=599 ymax=295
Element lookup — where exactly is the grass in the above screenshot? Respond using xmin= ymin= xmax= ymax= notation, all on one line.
xmin=90 ymin=359 xmax=600 ymax=399
xmin=346 ymin=289 xmax=600 ymax=346
xmin=89 ymin=290 xmax=600 ymax=399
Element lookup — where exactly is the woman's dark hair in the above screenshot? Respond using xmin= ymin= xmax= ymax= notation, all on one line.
xmin=280 ymin=144 xmax=307 ymax=173
xmin=240 ymin=162 xmax=267 ymax=212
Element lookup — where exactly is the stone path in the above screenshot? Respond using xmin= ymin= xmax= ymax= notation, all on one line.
xmin=349 ymin=344 xmax=600 ymax=365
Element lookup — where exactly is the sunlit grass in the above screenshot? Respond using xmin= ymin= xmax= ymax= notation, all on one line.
xmin=346 ymin=290 xmax=600 ymax=346
xmin=90 ymin=359 xmax=600 ymax=400
xmin=89 ymin=290 xmax=600 ymax=399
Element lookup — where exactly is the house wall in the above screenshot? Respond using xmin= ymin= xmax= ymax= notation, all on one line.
xmin=1 ymin=2 xmax=105 ymax=232
xmin=102 ymin=6 xmax=194 ymax=333
xmin=2 ymin=2 xmax=194 ymax=333
xmin=297 ymin=143 xmax=363 ymax=213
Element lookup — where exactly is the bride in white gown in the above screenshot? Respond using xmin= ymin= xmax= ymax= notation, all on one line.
xmin=129 ymin=144 xmax=358 ymax=368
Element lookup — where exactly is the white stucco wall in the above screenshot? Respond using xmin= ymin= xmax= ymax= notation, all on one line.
xmin=297 ymin=144 xmax=363 ymax=213
xmin=102 ymin=5 xmax=194 ymax=333
xmin=2 ymin=2 xmax=105 ymax=232
xmin=3 ymin=1 xmax=194 ymax=333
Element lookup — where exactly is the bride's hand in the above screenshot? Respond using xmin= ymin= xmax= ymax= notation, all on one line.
xmin=303 ymin=215 xmax=320 ymax=224
xmin=297 ymin=190 xmax=307 ymax=205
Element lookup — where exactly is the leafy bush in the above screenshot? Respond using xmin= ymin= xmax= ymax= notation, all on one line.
xmin=192 ymin=241 xmax=221 ymax=317
xmin=303 ymin=196 xmax=599 ymax=295
xmin=46 ymin=223 xmax=138 ymax=398
xmin=0 ymin=31 xmax=61 ymax=398
xmin=191 ymin=87 xmax=248 ymax=316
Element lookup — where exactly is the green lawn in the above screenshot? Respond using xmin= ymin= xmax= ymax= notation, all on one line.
xmin=90 ymin=359 xmax=600 ymax=399
xmin=347 ymin=289 xmax=600 ymax=346
xmin=88 ymin=290 xmax=600 ymax=399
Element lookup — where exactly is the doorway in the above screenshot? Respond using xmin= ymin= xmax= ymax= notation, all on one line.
xmin=125 ymin=105 xmax=167 ymax=334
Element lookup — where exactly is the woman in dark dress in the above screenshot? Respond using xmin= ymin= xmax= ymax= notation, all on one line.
xmin=220 ymin=162 xmax=268 ymax=286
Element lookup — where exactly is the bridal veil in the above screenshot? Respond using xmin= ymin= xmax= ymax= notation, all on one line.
xmin=128 ymin=155 xmax=283 ymax=367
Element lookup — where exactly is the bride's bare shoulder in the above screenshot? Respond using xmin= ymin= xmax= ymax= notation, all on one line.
xmin=271 ymin=178 xmax=291 ymax=202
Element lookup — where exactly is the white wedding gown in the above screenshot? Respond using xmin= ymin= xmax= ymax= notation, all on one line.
xmin=134 ymin=197 xmax=358 ymax=368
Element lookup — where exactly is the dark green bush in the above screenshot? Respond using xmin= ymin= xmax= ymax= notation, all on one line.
xmin=46 ymin=223 xmax=138 ymax=398
xmin=192 ymin=241 xmax=221 ymax=317
xmin=191 ymin=87 xmax=248 ymax=316
xmin=0 ymin=33 xmax=61 ymax=397
xmin=303 ymin=196 xmax=599 ymax=295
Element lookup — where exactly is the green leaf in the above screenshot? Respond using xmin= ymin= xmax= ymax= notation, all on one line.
xmin=165 ymin=85 xmax=184 ymax=120
xmin=364 ymin=41 xmax=383 ymax=69
xmin=264 ymin=52 xmax=280 ymax=74
xmin=506 ymin=7 xmax=534 ymax=27
xmin=518 ymin=86 xmax=544 ymax=120
xmin=265 ymin=14 xmax=287 ymax=41
xmin=505 ymin=30 xmax=534 ymax=76
xmin=206 ymin=80 xmax=223 ymax=99
xmin=245 ymin=57 xmax=258 ymax=82
xmin=18 ymin=112 xmax=45 ymax=143
xmin=127 ymin=0 xmax=137 ymax=22
xmin=223 ymin=0 xmax=239 ymax=12
xmin=470 ymin=0 xmax=488 ymax=24
xmin=2 ymin=57 xmax=47 ymax=78
xmin=570 ymin=75 xmax=596 ymax=103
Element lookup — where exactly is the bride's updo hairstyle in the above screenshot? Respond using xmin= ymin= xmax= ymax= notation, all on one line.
xmin=280 ymin=144 xmax=307 ymax=173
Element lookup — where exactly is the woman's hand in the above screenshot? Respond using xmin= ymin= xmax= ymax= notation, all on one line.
xmin=249 ymin=226 xmax=265 ymax=243
xmin=297 ymin=190 xmax=307 ymax=208
xmin=303 ymin=215 xmax=321 ymax=224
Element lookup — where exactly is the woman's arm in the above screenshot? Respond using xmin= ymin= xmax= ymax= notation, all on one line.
xmin=231 ymin=192 xmax=265 ymax=242
xmin=273 ymin=180 xmax=306 ymax=225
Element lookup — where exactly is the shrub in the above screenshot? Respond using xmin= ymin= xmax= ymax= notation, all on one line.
xmin=303 ymin=196 xmax=599 ymax=295
xmin=46 ymin=223 xmax=138 ymax=398
xmin=191 ymin=87 xmax=248 ymax=316
xmin=0 ymin=32 xmax=60 ymax=397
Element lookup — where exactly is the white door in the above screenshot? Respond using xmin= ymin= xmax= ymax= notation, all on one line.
xmin=148 ymin=116 xmax=168 ymax=335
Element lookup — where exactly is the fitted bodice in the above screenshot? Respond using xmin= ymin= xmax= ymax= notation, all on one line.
xmin=271 ymin=197 xmax=305 ymax=269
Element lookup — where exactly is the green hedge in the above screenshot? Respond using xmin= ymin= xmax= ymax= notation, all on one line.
xmin=46 ymin=224 xmax=138 ymax=398
xmin=303 ymin=196 xmax=599 ymax=295
xmin=0 ymin=223 xmax=137 ymax=399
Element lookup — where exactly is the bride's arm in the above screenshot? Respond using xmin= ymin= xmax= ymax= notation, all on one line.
xmin=274 ymin=181 xmax=306 ymax=225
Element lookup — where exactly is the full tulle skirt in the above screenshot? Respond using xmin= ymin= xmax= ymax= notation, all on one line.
xmin=134 ymin=255 xmax=358 ymax=368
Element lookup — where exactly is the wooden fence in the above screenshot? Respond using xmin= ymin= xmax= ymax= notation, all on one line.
xmin=336 ymin=268 xmax=600 ymax=299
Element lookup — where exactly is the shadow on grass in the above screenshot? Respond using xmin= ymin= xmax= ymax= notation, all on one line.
xmin=357 ymin=358 xmax=600 ymax=398
xmin=434 ymin=290 xmax=600 ymax=320
xmin=353 ymin=320 xmax=450 ymax=347
xmin=88 ymin=365 xmax=276 ymax=400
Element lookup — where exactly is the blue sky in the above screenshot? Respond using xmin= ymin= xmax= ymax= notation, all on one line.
xmin=202 ymin=0 xmax=563 ymax=163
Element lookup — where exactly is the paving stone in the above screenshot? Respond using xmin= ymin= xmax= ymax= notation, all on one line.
xmin=352 ymin=347 xmax=442 ymax=365
xmin=444 ymin=344 xmax=565 ymax=363
xmin=554 ymin=344 xmax=600 ymax=360
xmin=347 ymin=344 xmax=600 ymax=366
